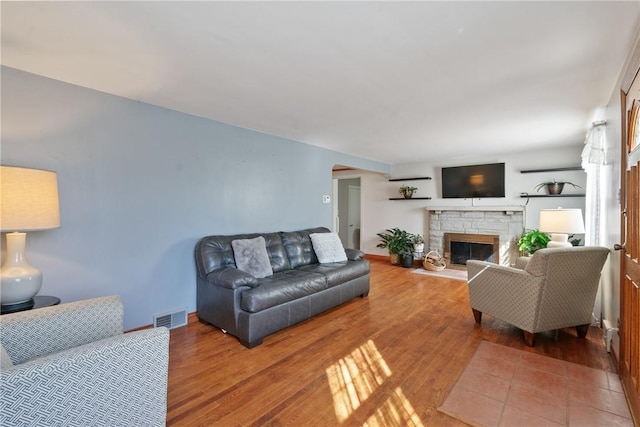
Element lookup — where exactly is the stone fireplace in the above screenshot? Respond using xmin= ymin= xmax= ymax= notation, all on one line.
xmin=426 ymin=207 xmax=524 ymax=268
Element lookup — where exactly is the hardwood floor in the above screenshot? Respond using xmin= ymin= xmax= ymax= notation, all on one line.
xmin=166 ymin=259 xmax=614 ymax=426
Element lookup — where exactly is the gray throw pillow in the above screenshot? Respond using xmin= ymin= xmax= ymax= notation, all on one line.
xmin=310 ymin=232 xmax=348 ymax=263
xmin=231 ymin=236 xmax=273 ymax=279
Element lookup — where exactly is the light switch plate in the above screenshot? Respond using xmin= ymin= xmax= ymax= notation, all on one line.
xmin=322 ymin=195 xmax=331 ymax=203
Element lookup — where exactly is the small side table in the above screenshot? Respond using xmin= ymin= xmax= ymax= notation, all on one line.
xmin=1 ymin=295 xmax=61 ymax=315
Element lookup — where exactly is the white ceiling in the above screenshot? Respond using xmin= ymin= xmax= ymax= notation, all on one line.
xmin=2 ymin=1 xmax=639 ymax=165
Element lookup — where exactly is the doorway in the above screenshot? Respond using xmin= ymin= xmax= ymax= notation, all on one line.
xmin=335 ymin=177 xmax=361 ymax=250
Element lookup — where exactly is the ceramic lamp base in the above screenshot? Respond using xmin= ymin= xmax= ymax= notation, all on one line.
xmin=547 ymin=233 xmax=572 ymax=248
xmin=0 ymin=232 xmax=42 ymax=305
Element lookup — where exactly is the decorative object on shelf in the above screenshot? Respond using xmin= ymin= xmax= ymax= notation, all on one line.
xmin=534 ymin=179 xmax=581 ymax=195
xmin=399 ymin=185 xmax=418 ymax=199
xmin=539 ymin=208 xmax=585 ymax=248
xmin=412 ymin=234 xmax=425 ymax=253
xmin=0 ymin=166 xmax=60 ymax=308
xmin=423 ymin=251 xmax=446 ymax=271
xmin=376 ymin=228 xmax=414 ymax=265
xmin=517 ymin=229 xmax=551 ymax=255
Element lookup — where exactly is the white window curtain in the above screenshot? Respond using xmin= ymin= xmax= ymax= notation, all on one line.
xmin=581 ymin=122 xmax=608 ymax=324
xmin=581 ymin=122 xmax=608 ymax=246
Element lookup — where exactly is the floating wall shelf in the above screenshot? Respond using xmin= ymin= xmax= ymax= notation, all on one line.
xmin=520 ymin=167 xmax=583 ymax=174
xmin=388 ymin=177 xmax=432 ymax=181
xmin=519 ymin=194 xmax=585 ymax=198
xmin=389 ymin=197 xmax=432 ymax=200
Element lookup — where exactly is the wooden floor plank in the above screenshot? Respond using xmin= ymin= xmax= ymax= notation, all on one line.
xmin=166 ymin=259 xmax=614 ymax=426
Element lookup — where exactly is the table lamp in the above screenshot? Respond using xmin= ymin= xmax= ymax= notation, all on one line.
xmin=1 ymin=166 xmax=60 ymax=308
xmin=539 ymin=208 xmax=585 ymax=248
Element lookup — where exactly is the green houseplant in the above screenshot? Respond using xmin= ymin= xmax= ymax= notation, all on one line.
xmin=412 ymin=234 xmax=425 ymax=253
xmin=518 ymin=229 xmax=551 ymax=255
xmin=399 ymin=185 xmax=418 ymax=199
xmin=534 ymin=179 xmax=581 ymax=195
xmin=376 ymin=228 xmax=414 ymax=265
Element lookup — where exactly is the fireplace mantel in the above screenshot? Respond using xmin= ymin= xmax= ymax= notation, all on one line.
xmin=426 ymin=206 xmax=524 ymax=214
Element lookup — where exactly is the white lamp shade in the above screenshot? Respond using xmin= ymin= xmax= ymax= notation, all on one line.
xmin=1 ymin=166 xmax=60 ymax=231
xmin=539 ymin=208 xmax=585 ymax=234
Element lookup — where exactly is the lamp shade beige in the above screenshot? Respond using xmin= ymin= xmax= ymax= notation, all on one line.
xmin=1 ymin=166 xmax=60 ymax=231
xmin=539 ymin=208 xmax=585 ymax=234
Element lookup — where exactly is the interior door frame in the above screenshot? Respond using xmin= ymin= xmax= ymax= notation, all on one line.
xmin=619 ymin=82 xmax=640 ymax=426
xmin=347 ymin=184 xmax=361 ymax=250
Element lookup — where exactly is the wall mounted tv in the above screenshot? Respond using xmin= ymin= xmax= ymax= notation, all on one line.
xmin=441 ymin=162 xmax=505 ymax=198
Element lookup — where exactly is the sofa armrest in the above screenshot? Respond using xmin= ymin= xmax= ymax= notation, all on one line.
xmin=0 ymin=327 xmax=169 ymax=427
xmin=206 ymin=267 xmax=258 ymax=289
xmin=0 ymin=295 xmax=123 ymax=365
xmin=345 ymin=248 xmax=365 ymax=261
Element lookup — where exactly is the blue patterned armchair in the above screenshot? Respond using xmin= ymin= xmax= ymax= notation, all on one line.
xmin=0 ymin=295 xmax=169 ymax=426
xmin=467 ymin=246 xmax=610 ymax=346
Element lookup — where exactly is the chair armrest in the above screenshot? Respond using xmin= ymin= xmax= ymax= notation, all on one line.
xmin=467 ymin=260 xmax=531 ymax=281
xmin=345 ymin=248 xmax=365 ymax=261
xmin=515 ymin=256 xmax=531 ymax=269
xmin=467 ymin=261 xmax=544 ymax=331
xmin=0 ymin=295 xmax=123 ymax=365
xmin=0 ymin=327 xmax=170 ymax=427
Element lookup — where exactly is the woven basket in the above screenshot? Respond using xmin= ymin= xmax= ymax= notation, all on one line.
xmin=423 ymin=250 xmax=446 ymax=271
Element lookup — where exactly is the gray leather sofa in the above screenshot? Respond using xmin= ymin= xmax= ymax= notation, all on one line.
xmin=195 ymin=227 xmax=370 ymax=348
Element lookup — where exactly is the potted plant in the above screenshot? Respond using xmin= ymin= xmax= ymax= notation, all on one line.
xmin=376 ymin=228 xmax=414 ymax=265
xmin=399 ymin=185 xmax=418 ymax=199
xmin=517 ymin=229 xmax=551 ymax=255
xmin=399 ymin=249 xmax=415 ymax=268
xmin=412 ymin=234 xmax=425 ymax=253
xmin=534 ymin=179 xmax=581 ymax=195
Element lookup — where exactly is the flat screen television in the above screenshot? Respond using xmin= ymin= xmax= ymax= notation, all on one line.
xmin=441 ymin=162 xmax=505 ymax=198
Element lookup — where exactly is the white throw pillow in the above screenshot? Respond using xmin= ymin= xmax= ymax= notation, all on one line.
xmin=231 ymin=236 xmax=273 ymax=279
xmin=310 ymin=232 xmax=348 ymax=263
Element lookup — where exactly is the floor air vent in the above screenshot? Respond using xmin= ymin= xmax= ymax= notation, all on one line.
xmin=153 ymin=309 xmax=187 ymax=329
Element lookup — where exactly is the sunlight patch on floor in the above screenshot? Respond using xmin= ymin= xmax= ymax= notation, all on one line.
xmin=326 ymin=339 xmax=391 ymax=422
xmin=364 ymin=388 xmax=424 ymax=427
xmin=326 ymin=340 xmax=422 ymax=426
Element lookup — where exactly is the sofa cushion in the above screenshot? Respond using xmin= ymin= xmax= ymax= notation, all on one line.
xmin=280 ymin=227 xmax=328 ymax=268
xmin=197 ymin=232 xmax=291 ymax=278
xmin=297 ymin=260 xmax=370 ymax=287
xmin=240 ymin=270 xmax=327 ymax=313
xmin=232 ymin=236 xmax=273 ymax=279
xmin=262 ymin=232 xmax=291 ymax=273
xmin=310 ymin=232 xmax=348 ymax=263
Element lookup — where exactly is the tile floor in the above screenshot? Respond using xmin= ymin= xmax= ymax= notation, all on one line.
xmin=439 ymin=341 xmax=634 ymax=427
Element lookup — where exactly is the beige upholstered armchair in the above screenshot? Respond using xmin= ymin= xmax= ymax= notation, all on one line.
xmin=467 ymin=246 xmax=609 ymax=346
xmin=0 ymin=295 xmax=170 ymax=426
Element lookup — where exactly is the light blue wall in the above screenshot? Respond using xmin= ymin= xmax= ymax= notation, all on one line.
xmin=1 ymin=66 xmax=389 ymax=329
